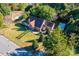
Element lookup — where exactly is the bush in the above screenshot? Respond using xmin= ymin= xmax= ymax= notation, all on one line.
xmin=32 ymin=40 xmax=39 ymax=49
xmin=30 ymin=5 xmax=56 ymax=20
xmin=23 ymin=12 xmax=30 ymax=19
xmin=0 ymin=12 xmax=3 ymax=27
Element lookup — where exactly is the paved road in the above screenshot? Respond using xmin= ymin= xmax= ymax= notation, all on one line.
xmin=0 ymin=35 xmax=20 ymax=56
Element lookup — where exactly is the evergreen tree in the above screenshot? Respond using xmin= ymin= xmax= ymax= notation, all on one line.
xmin=43 ymin=28 xmax=71 ymax=56
xmin=0 ymin=12 xmax=3 ymax=27
xmin=0 ymin=4 xmax=11 ymax=15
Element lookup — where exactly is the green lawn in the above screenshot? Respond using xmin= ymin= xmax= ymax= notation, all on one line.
xmin=0 ymin=23 xmax=39 ymax=47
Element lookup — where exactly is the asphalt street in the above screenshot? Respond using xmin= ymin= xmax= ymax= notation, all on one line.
xmin=0 ymin=35 xmax=20 ymax=55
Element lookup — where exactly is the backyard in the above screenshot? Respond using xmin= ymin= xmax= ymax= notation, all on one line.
xmin=0 ymin=23 xmax=39 ymax=47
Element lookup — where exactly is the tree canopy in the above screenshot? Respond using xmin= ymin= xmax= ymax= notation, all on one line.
xmin=0 ymin=12 xmax=3 ymax=27
xmin=30 ymin=5 xmax=56 ymax=20
xmin=43 ymin=28 xmax=71 ymax=56
xmin=18 ymin=3 xmax=28 ymax=11
xmin=0 ymin=4 xmax=11 ymax=15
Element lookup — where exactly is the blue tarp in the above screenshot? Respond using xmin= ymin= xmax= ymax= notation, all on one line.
xmin=58 ymin=23 xmax=66 ymax=30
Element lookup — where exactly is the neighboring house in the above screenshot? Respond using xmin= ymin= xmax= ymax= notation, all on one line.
xmin=11 ymin=11 xmax=23 ymax=21
xmin=23 ymin=16 xmax=55 ymax=32
xmin=4 ymin=11 xmax=23 ymax=24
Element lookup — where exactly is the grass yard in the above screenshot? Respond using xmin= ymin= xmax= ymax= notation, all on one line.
xmin=0 ymin=23 xmax=39 ymax=47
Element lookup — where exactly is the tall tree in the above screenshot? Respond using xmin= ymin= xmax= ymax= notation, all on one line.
xmin=9 ymin=3 xmax=17 ymax=11
xmin=30 ymin=5 xmax=56 ymax=20
xmin=43 ymin=28 xmax=71 ymax=56
xmin=68 ymin=33 xmax=78 ymax=54
xmin=0 ymin=4 xmax=11 ymax=15
xmin=18 ymin=3 xmax=28 ymax=11
xmin=0 ymin=12 xmax=3 ymax=27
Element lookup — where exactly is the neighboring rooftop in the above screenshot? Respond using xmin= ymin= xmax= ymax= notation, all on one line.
xmin=11 ymin=11 xmax=23 ymax=21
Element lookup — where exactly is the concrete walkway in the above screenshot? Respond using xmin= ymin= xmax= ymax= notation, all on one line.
xmin=0 ymin=35 xmax=20 ymax=56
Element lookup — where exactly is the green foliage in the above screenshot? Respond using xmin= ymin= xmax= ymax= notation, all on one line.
xmin=18 ymin=3 xmax=28 ymax=11
xmin=0 ymin=12 xmax=3 ymax=27
xmin=32 ymin=40 xmax=39 ymax=49
xmin=68 ymin=33 xmax=79 ymax=55
xmin=47 ymin=3 xmax=65 ymax=12
xmin=43 ymin=28 xmax=71 ymax=56
xmin=23 ymin=12 xmax=30 ymax=19
xmin=0 ymin=4 xmax=11 ymax=15
xmin=68 ymin=33 xmax=78 ymax=48
xmin=30 ymin=5 xmax=56 ymax=20
xmin=38 ymin=33 xmax=44 ymax=42
xmin=65 ymin=20 xmax=79 ymax=34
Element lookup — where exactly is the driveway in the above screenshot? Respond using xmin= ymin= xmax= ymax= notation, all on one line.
xmin=0 ymin=35 xmax=20 ymax=56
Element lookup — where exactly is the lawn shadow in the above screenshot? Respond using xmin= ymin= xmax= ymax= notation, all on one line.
xmin=16 ymin=30 xmax=29 ymax=39
xmin=15 ymin=46 xmax=35 ymax=51
xmin=75 ymin=47 xmax=79 ymax=54
xmin=26 ymin=40 xmax=34 ymax=42
xmin=15 ymin=23 xmax=26 ymax=31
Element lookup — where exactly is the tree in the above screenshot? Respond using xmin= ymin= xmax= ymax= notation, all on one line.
xmin=32 ymin=40 xmax=39 ymax=49
xmin=30 ymin=5 xmax=56 ymax=20
xmin=0 ymin=12 xmax=3 ymax=27
xmin=68 ymin=33 xmax=78 ymax=54
xmin=23 ymin=12 xmax=30 ymax=19
xmin=43 ymin=28 xmax=71 ymax=56
xmin=18 ymin=3 xmax=28 ymax=11
xmin=9 ymin=3 xmax=17 ymax=11
xmin=65 ymin=19 xmax=79 ymax=35
xmin=0 ymin=4 xmax=11 ymax=15
xmin=47 ymin=3 xmax=65 ymax=12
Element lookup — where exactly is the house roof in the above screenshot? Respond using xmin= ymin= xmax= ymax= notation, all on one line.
xmin=10 ymin=11 xmax=23 ymax=21
xmin=28 ymin=16 xmax=55 ymax=29
xmin=35 ymin=18 xmax=44 ymax=28
xmin=28 ymin=16 xmax=44 ymax=28
xmin=29 ymin=16 xmax=36 ymax=22
xmin=46 ymin=21 xmax=54 ymax=28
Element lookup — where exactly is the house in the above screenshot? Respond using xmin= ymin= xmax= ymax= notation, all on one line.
xmin=4 ymin=11 xmax=23 ymax=24
xmin=23 ymin=16 xmax=55 ymax=32
xmin=10 ymin=11 xmax=23 ymax=21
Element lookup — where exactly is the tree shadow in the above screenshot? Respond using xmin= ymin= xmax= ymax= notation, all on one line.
xmin=64 ymin=9 xmax=79 ymax=22
xmin=26 ymin=40 xmax=34 ymax=42
xmin=16 ymin=30 xmax=28 ymax=39
xmin=16 ymin=46 xmax=35 ymax=51
xmin=25 ymin=5 xmax=33 ymax=12
xmin=75 ymin=47 xmax=79 ymax=54
xmin=15 ymin=23 xmax=26 ymax=31
xmin=47 ymin=3 xmax=65 ymax=11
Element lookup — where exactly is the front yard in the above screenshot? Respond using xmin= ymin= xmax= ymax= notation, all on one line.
xmin=0 ymin=23 xmax=39 ymax=47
